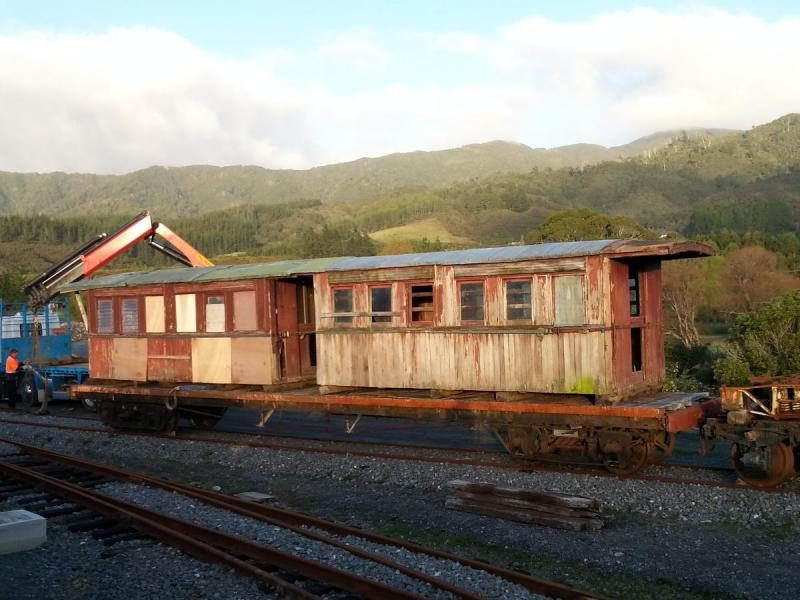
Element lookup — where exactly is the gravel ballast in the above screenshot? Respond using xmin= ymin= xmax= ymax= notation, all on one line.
xmin=1 ymin=417 xmax=799 ymax=598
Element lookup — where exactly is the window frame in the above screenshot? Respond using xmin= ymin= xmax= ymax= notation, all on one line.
xmin=331 ymin=286 xmax=355 ymax=326
xmin=457 ymin=279 xmax=486 ymax=325
xmin=503 ymin=277 xmax=534 ymax=323
xmin=628 ymin=266 xmax=641 ymax=317
xmin=369 ymin=284 xmax=393 ymax=325
xmin=120 ymin=296 xmax=141 ymax=334
xmin=95 ymin=297 xmax=115 ymax=334
xmin=406 ymin=281 xmax=435 ymax=327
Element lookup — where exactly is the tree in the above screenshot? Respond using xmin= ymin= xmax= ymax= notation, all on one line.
xmin=662 ymin=256 xmax=726 ymax=347
xmin=525 ymin=209 xmax=655 ymax=243
xmin=713 ymin=290 xmax=800 ymax=384
xmin=721 ymin=246 xmax=800 ymax=314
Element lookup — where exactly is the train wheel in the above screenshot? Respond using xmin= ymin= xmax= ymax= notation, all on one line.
xmin=731 ymin=442 xmax=795 ymax=488
xmin=602 ymin=439 xmax=649 ymax=475
xmin=648 ymin=432 xmax=676 ymax=465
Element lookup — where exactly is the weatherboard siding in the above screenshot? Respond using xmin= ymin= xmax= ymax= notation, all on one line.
xmin=316 ymin=330 xmax=612 ymax=394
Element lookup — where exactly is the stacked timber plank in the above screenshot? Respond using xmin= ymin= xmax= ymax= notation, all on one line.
xmin=445 ymin=480 xmax=603 ymax=531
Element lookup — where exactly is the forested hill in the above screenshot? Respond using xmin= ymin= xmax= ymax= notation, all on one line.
xmin=0 ymin=127 xmax=732 ymax=217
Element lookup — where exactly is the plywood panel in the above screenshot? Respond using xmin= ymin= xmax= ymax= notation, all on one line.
xmin=111 ymin=338 xmax=147 ymax=381
xmin=175 ymin=293 xmax=197 ymax=333
xmin=554 ymin=275 xmax=585 ymax=326
xmin=191 ymin=338 xmax=232 ymax=384
xmin=233 ymin=291 xmax=258 ymax=331
xmin=317 ymin=330 xmax=610 ymax=394
xmin=231 ymin=337 xmax=275 ymax=384
xmin=205 ymin=302 xmax=226 ymax=332
xmin=145 ymin=296 xmax=166 ymax=333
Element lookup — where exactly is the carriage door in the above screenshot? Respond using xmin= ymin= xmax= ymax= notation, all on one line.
xmin=275 ymin=277 xmax=316 ymax=381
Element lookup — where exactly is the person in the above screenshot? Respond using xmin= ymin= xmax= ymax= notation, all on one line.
xmin=4 ymin=349 xmax=22 ymax=409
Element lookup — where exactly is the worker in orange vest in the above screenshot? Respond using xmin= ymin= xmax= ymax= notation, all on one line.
xmin=4 ymin=349 xmax=22 ymax=408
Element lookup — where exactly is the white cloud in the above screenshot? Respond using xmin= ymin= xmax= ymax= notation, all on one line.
xmin=0 ymin=9 xmax=799 ymax=174
xmin=317 ymin=28 xmax=392 ymax=70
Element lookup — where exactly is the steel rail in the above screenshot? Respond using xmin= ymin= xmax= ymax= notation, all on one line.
xmin=3 ymin=417 xmax=790 ymax=496
xmin=0 ymin=460 xmax=316 ymax=599
xmin=0 ymin=457 xmax=431 ymax=600
xmin=1 ymin=437 xmax=609 ymax=600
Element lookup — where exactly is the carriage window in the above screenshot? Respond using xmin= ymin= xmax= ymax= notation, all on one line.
xmin=409 ymin=283 xmax=434 ymax=324
xmin=333 ymin=288 xmax=353 ymax=325
xmin=175 ymin=293 xmax=197 ymax=333
xmin=234 ymin=291 xmax=257 ymax=331
xmin=370 ymin=286 xmax=392 ymax=324
xmin=96 ymin=298 xmax=114 ymax=333
xmin=121 ymin=298 xmax=139 ymax=333
xmin=296 ymin=285 xmax=315 ymax=325
xmin=145 ymin=296 xmax=165 ymax=333
xmin=206 ymin=295 xmax=226 ymax=332
xmin=554 ymin=276 xmax=585 ymax=326
xmin=506 ymin=280 xmax=532 ymax=321
xmin=629 ymin=266 xmax=640 ymax=317
xmin=459 ymin=282 xmax=484 ymax=322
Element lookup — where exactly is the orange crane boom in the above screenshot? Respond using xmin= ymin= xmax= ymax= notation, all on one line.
xmin=24 ymin=211 xmax=212 ymax=307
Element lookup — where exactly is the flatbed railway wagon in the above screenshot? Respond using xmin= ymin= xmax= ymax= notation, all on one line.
xmin=65 ymin=239 xmax=719 ymax=474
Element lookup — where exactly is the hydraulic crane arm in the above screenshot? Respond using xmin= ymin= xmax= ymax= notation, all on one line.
xmin=24 ymin=211 xmax=212 ymax=307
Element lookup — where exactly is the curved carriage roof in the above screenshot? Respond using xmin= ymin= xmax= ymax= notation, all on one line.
xmin=59 ymin=238 xmax=713 ymax=292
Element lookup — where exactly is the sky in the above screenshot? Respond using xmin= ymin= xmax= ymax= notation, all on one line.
xmin=0 ymin=1 xmax=798 ymax=174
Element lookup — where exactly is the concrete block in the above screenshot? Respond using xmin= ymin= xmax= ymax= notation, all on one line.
xmin=0 ymin=510 xmax=47 ymax=555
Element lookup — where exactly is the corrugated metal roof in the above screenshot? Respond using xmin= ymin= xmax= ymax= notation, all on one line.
xmin=57 ymin=239 xmax=714 ymax=293
xmin=326 ymin=240 xmax=617 ymax=271
xmin=59 ymin=257 xmax=344 ymax=292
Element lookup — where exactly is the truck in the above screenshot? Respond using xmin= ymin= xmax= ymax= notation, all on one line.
xmin=3 ymin=211 xmax=211 ymax=411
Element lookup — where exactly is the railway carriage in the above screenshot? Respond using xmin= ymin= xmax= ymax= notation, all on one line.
xmin=65 ymin=239 xmax=719 ymax=474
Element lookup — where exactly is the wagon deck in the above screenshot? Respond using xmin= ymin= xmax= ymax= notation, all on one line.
xmin=72 ymin=382 xmax=718 ymax=432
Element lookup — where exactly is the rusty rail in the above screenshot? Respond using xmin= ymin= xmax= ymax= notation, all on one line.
xmin=0 ymin=436 xmax=609 ymax=600
xmin=0 ymin=454 xmax=444 ymax=599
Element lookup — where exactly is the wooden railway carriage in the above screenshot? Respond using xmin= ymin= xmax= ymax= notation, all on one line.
xmin=65 ymin=239 xmax=718 ymax=474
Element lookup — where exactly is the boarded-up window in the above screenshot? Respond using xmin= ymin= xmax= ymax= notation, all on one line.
xmin=506 ymin=280 xmax=532 ymax=321
xmin=409 ymin=283 xmax=434 ymax=324
xmin=121 ymin=298 xmax=139 ymax=333
xmin=206 ymin=295 xmax=226 ymax=332
xmin=145 ymin=296 xmax=165 ymax=333
xmin=333 ymin=288 xmax=353 ymax=325
xmin=370 ymin=286 xmax=392 ymax=324
xmin=459 ymin=282 xmax=484 ymax=322
xmin=176 ymin=293 xmax=197 ymax=333
xmin=96 ymin=298 xmax=114 ymax=333
xmin=296 ymin=285 xmax=315 ymax=325
xmin=554 ymin=276 xmax=585 ymax=326
xmin=233 ymin=291 xmax=257 ymax=331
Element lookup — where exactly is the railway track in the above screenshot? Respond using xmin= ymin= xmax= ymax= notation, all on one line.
xmin=0 ymin=437 xmax=605 ymax=600
xmin=1 ymin=414 xmax=797 ymax=494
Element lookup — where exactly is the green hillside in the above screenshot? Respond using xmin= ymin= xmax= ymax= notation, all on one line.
xmin=1 ymin=114 xmax=799 ymax=276
xmin=0 ymin=127 xmax=733 ymax=217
